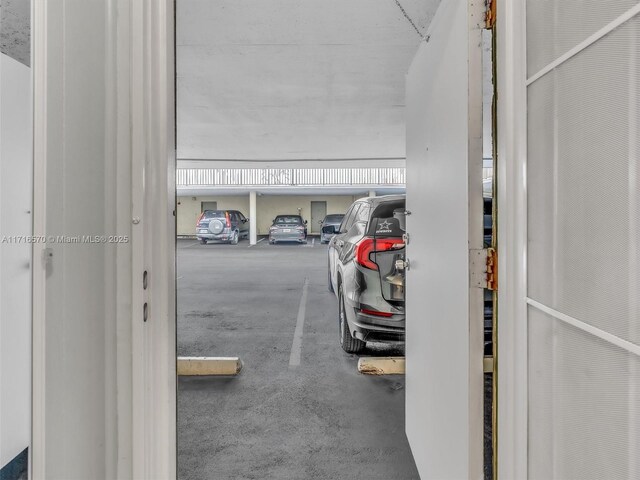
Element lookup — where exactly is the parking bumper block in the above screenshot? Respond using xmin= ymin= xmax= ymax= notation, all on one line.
xmin=177 ymin=356 xmax=243 ymax=376
xmin=357 ymin=356 xmax=405 ymax=375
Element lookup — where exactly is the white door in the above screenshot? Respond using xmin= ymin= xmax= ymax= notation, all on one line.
xmin=523 ymin=2 xmax=640 ymax=479
xmin=404 ymin=1 xmax=485 ymax=478
xmin=310 ymin=201 xmax=327 ymax=234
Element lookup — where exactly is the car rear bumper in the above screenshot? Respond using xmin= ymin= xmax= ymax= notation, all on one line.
xmin=344 ymin=301 xmax=405 ymax=343
xmin=270 ymin=232 xmax=306 ymax=242
xmin=350 ymin=313 xmax=405 ymax=342
xmin=196 ymin=228 xmax=233 ymax=241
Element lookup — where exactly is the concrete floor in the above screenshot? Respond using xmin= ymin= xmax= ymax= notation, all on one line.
xmin=177 ymin=237 xmax=419 ymax=480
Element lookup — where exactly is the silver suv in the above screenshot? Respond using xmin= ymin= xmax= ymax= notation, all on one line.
xmin=196 ymin=210 xmax=249 ymax=245
xmin=327 ymin=195 xmax=406 ymax=353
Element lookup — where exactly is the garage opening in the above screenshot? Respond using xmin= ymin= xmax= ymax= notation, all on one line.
xmin=175 ymin=1 xmax=497 ymax=479
xmin=175 ymin=1 xmax=428 ymax=479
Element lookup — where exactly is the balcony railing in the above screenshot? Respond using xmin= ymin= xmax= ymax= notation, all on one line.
xmin=176 ymin=167 xmax=406 ymax=187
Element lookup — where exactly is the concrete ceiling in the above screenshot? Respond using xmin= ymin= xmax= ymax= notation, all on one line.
xmin=177 ymin=0 xmax=441 ymax=161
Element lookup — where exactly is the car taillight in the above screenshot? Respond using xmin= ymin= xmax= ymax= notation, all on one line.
xmin=360 ymin=308 xmax=393 ymax=318
xmin=296 ymin=226 xmax=305 ymax=231
xmin=196 ymin=212 xmax=205 ymax=225
xmin=225 ymin=212 xmax=232 ymax=228
xmin=354 ymin=237 xmax=405 ymax=271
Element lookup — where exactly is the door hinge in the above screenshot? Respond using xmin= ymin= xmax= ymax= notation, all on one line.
xmin=483 ymin=356 xmax=494 ymax=373
xmin=485 ymin=0 xmax=496 ymax=29
xmin=486 ymin=247 xmax=498 ymax=291
xmin=470 ymin=248 xmax=498 ymax=290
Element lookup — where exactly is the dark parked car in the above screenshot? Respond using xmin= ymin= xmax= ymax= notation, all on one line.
xmin=319 ymin=214 xmax=345 ymax=244
xmin=269 ymin=215 xmax=307 ymax=244
xmin=196 ymin=210 xmax=249 ymax=245
xmin=327 ymin=195 xmax=406 ymax=353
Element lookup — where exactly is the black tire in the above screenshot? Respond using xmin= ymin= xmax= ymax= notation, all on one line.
xmin=199 ymin=239 xmax=207 ymax=245
xmin=230 ymin=230 xmax=239 ymax=245
xmin=339 ymin=287 xmax=365 ymax=354
xmin=328 ymin=259 xmax=334 ymax=293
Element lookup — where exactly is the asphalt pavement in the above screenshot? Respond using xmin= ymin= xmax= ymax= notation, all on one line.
xmin=177 ymin=237 xmax=419 ymax=480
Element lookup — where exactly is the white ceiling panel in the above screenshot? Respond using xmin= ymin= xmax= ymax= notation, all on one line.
xmin=177 ymin=0 xmax=440 ymax=160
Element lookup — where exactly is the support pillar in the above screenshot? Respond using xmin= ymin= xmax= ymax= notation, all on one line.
xmin=249 ymin=191 xmax=257 ymax=245
xmin=369 ymin=189 xmax=376 ymax=197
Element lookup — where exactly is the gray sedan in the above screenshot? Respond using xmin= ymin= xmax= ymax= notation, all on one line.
xmin=269 ymin=215 xmax=307 ymax=244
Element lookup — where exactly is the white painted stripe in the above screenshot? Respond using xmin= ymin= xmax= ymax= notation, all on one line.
xmin=185 ymin=242 xmax=199 ymax=248
xmin=248 ymin=237 xmax=265 ymax=248
xmin=527 ymin=298 xmax=640 ymax=357
xmin=289 ymin=277 xmax=309 ymax=367
xmin=526 ymin=3 xmax=640 ymax=86
xmin=311 ymin=238 xmax=315 ymax=247
xmin=176 ymin=276 xmax=183 ymax=280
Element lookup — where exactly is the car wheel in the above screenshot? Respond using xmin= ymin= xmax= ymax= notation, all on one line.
xmin=339 ymin=287 xmax=365 ymax=354
xmin=230 ymin=230 xmax=239 ymax=245
xmin=199 ymin=239 xmax=207 ymax=245
xmin=328 ymin=259 xmax=334 ymax=293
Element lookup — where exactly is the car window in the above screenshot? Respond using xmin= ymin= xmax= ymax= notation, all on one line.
xmin=237 ymin=212 xmax=246 ymax=222
xmin=338 ymin=206 xmax=354 ymax=233
xmin=275 ymin=216 xmax=302 ymax=224
xmin=202 ymin=210 xmax=225 ymax=219
xmin=355 ymin=204 xmax=370 ymax=224
xmin=325 ymin=214 xmax=344 ymax=223
xmin=366 ymin=199 xmax=406 ymax=237
xmin=340 ymin=203 xmax=361 ymax=233
xmin=230 ymin=212 xmax=239 ymax=222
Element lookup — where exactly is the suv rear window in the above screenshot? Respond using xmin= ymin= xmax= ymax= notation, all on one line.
xmin=366 ymin=200 xmax=405 ymax=237
xmin=324 ymin=214 xmax=344 ymax=223
xmin=202 ymin=210 xmax=225 ymax=219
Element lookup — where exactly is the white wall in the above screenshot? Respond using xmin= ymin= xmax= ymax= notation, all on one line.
xmin=256 ymin=195 xmax=355 ymax=234
xmin=0 ymin=52 xmax=32 ymax=469
xmin=177 ymin=194 xmax=357 ymax=235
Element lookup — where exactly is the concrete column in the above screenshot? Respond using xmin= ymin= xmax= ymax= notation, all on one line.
xmin=249 ymin=190 xmax=257 ymax=245
xmin=369 ymin=189 xmax=376 ymax=197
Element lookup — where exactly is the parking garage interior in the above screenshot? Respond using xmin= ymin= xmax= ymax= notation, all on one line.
xmin=176 ymin=1 xmax=440 ymax=479
xmin=175 ymin=0 xmax=498 ymax=479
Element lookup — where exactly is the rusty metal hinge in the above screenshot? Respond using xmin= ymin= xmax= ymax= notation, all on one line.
xmin=486 ymin=247 xmax=498 ymax=291
xmin=485 ymin=0 xmax=496 ymax=29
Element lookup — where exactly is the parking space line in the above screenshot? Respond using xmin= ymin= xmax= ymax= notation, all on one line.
xmin=288 ymin=277 xmax=309 ymax=368
xmin=184 ymin=242 xmax=200 ymax=248
xmin=248 ymin=238 xmax=265 ymax=248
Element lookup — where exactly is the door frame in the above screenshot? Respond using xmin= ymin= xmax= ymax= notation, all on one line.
xmin=32 ymin=0 xmax=176 ymax=477
xmin=496 ymin=0 xmax=529 ymax=478
xmin=31 ymin=0 xmax=531 ymax=476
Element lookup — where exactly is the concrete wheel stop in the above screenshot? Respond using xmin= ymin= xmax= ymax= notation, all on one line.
xmin=177 ymin=357 xmax=243 ymax=376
